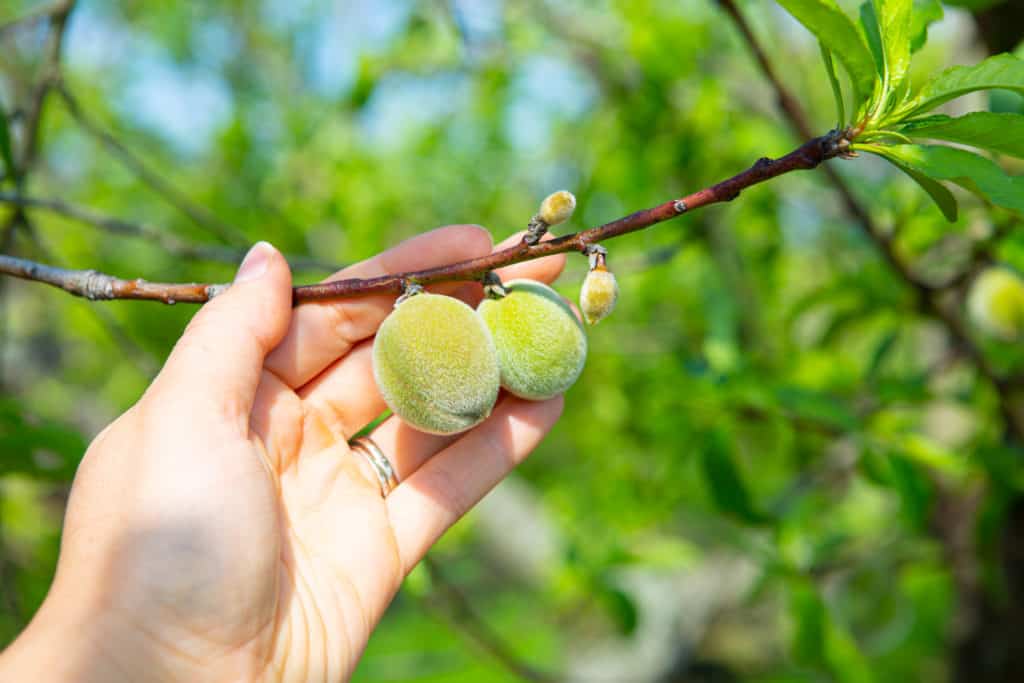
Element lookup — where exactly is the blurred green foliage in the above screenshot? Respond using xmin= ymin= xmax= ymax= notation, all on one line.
xmin=1 ymin=0 xmax=1023 ymax=681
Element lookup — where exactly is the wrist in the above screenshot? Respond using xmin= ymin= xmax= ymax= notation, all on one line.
xmin=0 ymin=599 xmax=126 ymax=683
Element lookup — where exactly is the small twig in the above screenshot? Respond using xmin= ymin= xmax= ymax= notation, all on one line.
xmin=0 ymin=133 xmax=847 ymax=304
xmin=0 ymin=253 xmax=225 ymax=303
xmin=0 ymin=192 xmax=337 ymax=271
xmin=15 ymin=0 xmax=75 ymax=181
xmin=421 ymin=556 xmax=558 ymax=683
xmin=0 ymin=2 xmax=67 ymax=39
xmin=55 ymin=85 xmax=248 ymax=245
xmin=717 ymin=0 xmax=1024 ymax=442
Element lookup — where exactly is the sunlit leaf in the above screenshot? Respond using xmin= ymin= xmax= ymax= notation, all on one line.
xmin=861 ymin=144 xmax=958 ymax=220
xmin=859 ymin=143 xmax=1024 ymax=213
xmin=899 ymin=112 xmax=1024 ymax=158
xmin=873 ymin=0 xmax=913 ymax=87
xmin=820 ymin=44 xmax=846 ymax=126
xmin=901 ymin=53 xmax=1024 ymax=118
xmin=776 ymin=0 xmax=878 ymax=107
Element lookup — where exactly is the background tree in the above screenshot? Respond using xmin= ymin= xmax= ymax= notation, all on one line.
xmin=1 ymin=1 xmax=1023 ymax=681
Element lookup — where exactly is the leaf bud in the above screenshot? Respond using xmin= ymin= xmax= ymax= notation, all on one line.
xmin=580 ymin=246 xmax=618 ymax=325
xmin=538 ymin=190 xmax=576 ymax=226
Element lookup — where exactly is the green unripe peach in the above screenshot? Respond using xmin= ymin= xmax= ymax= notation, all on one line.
xmin=478 ymin=279 xmax=587 ymax=400
xmin=373 ymin=292 xmax=500 ymax=435
xmin=967 ymin=266 xmax=1024 ymax=341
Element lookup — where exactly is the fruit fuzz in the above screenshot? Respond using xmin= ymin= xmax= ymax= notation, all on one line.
xmin=478 ymin=279 xmax=588 ymax=400
xmin=373 ymin=292 xmax=500 ymax=435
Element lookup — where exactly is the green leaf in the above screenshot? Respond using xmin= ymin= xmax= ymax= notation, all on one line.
xmin=776 ymin=0 xmax=878 ymax=108
xmin=700 ymin=430 xmax=764 ymax=524
xmin=899 ymin=112 xmax=1024 ymax=158
xmin=902 ymin=53 xmax=1024 ymax=118
xmin=859 ymin=2 xmax=886 ymax=78
xmin=909 ymin=0 xmax=943 ymax=53
xmin=874 ymin=0 xmax=913 ymax=87
xmin=943 ymin=0 xmax=1007 ymax=9
xmin=0 ymin=400 xmax=85 ymax=481
xmin=820 ymin=44 xmax=846 ymax=127
xmin=789 ymin=583 xmax=826 ymax=666
xmin=0 ymin=106 xmax=14 ymax=181
xmin=860 ymin=142 xmax=1024 ymax=213
xmin=861 ymin=144 xmax=958 ymax=220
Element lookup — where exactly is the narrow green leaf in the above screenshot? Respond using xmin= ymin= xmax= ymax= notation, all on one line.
xmin=700 ymin=431 xmax=764 ymax=524
xmin=861 ymin=144 xmax=959 ymax=220
xmin=0 ymin=106 xmax=14 ymax=181
xmin=903 ymin=53 xmax=1024 ymax=118
xmin=909 ymin=0 xmax=943 ymax=53
xmin=943 ymin=0 xmax=1007 ymax=9
xmin=899 ymin=112 xmax=1024 ymax=158
xmin=820 ymin=44 xmax=846 ymax=127
xmin=789 ymin=583 xmax=826 ymax=666
xmin=776 ymin=0 xmax=878 ymax=108
xmin=859 ymin=2 xmax=886 ymax=77
xmin=874 ymin=0 xmax=913 ymax=87
xmin=862 ymin=142 xmax=1024 ymax=213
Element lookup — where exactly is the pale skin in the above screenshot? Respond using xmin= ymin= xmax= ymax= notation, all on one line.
xmin=0 ymin=225 xmax=567 ymax=682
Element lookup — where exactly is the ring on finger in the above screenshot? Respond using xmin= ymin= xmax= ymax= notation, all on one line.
xmin=348 ymin=435 xmax=399 ymax=497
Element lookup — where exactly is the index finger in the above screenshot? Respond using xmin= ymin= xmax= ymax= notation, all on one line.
xmin=266 ymin=225 xmax=493 ymax=388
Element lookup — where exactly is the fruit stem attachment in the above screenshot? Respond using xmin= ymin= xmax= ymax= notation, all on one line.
xmin=586 ymin=244 xmax=609 ymax=271
xmin=482 ymin=271 xmax=507 ymax=299
xmin=395 ymin=281 xmax=424 ymax=306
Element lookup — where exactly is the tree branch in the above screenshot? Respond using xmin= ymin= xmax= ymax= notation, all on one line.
xmin=0 ymin=253 xmax=224 ymax=303
xmin=421 ymin=555 xmax=557 ymax=683
xmin=0 ymin=131 xmax=847 ymax=304
xmin=0 ymin=192 xmax=338 ymax=271
xmin=0 ymin=2 xmax=69 ymax=41
xmin=717 ymin=0 xmax=1024 ymax=441
xmin=54 ymin=85 xmax=248 ymax=245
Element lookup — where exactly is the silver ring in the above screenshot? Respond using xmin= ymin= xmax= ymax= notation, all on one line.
xmin=349 ymin=436 xmax=399 ymax=497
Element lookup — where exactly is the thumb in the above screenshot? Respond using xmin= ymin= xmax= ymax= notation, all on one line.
xmin=150 ymin=241 xmax=293 ymax=420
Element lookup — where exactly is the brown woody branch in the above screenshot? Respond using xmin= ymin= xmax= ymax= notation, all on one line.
xmin=0 ymin=253 xmax=225 ymax=303
xmin=0 ymin=192 xmax=338 ymax=271
xmin=0 ymin=131 xmax=847 ymax=304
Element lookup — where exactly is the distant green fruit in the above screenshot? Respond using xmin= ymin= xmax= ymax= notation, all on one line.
xmin=478 ymin=279 xmax=587 ymax=400
xmin=373 ymin=292 xmax=500 ymax=435
xmin=967 ymin=266 xmax=1024 ymax=341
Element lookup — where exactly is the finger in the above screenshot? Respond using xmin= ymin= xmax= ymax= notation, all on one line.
xmin=150 ymin=242 xmax=293 ymax=423
xmin=266 ymin=225 xmax=493 ymax=389
xmin=385 ymin=395 xmax=563 ymax=573
xmin=298 ymin=235 xmax=566 ymax=438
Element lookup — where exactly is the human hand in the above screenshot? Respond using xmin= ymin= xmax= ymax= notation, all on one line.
xmin=0 ymin=225 xmax=567 ymax=682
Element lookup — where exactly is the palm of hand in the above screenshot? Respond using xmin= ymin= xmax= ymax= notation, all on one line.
xmin=30 ymin=227 xmax=565 ymax=683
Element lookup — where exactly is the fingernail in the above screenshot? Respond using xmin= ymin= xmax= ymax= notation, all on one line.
xmin=235 ymin=241 xmax=272 ymax=283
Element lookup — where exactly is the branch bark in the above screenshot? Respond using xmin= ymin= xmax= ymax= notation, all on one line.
xmin=0 ymin=132 xmax=847 ymax=304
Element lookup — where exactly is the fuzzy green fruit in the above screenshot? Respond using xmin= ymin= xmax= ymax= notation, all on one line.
xmin=967 ymin=266 xmax=1024 ymax=341
xmin=373 ymin=293 xmax=500 ymax=435
xmin=478 ymin=279 xmax=587 ymax=400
